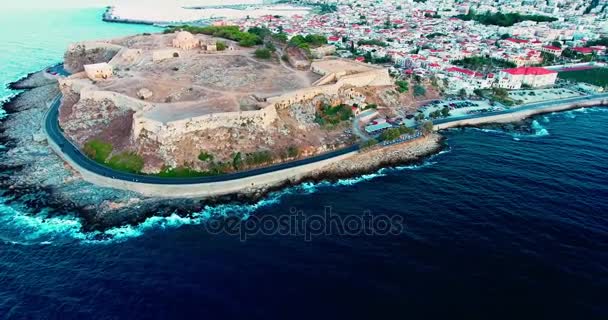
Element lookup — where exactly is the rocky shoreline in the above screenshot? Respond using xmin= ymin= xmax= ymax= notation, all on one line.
xmin=0 ymin=68 xmax=446 ymax=233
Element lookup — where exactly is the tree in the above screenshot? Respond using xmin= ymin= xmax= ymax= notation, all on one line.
xmin=473 ymin=88 xmax=484 ymax=97
xmin=492 ymin=87 xmax=508 ymax=98
xmin=459 ymin=88 xmax=467 ymax=97
xmin=380 ymin=128 xmax=402 ymax=141
xmin=441 ymin=106 xmax=450 ymax=117
xmin=541 ymin=52 xmax=556 ymax=65
xmin=232 ymin=152 xmax=243 ymax=170
xmin=551 ymin=41 xmax=562 ymax=48
xmin=421 ymin=121 xmax=434 ymax=135
xmin=413 ymin=84 xmax=426 ymax=97
xmin=361 ymin=139 xmax=378 ymax=149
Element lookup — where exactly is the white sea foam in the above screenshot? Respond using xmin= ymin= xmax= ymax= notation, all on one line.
xmin=1 ymin=152 xmax=444 ymax=245
xmin=530 ymin=120 xmax=549 ymax=137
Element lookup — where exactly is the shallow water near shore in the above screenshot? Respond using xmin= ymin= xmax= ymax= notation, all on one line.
xmin=1 ymin=5 xmax=608 ymax=319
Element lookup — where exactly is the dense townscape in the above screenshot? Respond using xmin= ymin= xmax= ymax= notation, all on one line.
xmin=43 ymin=0 xmax=608 ymax=189
xmin=234 ymin=0 xmax=608 ymax=94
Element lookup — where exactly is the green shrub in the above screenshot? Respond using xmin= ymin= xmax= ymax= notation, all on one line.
xmin=83 ymin=139 xmax=113 ymax=163
xmin=395 ymin=80 xmax=409 ymax=93
xmin=198 ymin=151 xmax=214 ymax=162
xmin=245 ymin=151 xmax=273 ymax=166
xmin=315 ymin=104 xmax=353 ymax=126
xmin=361 ymin=139 xmax=379 ymax=149
xmin=216 ymin=41 xmax=227 ymax=51
xmin=287 ymin=146 xmax=300 ymax=158
xmin=254 ymin=48 xmax=272 ymax=59
xmin=413 ymin=84 xmax=426 ymax=97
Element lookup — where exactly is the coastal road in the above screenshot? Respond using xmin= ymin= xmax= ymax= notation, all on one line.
xmin=45 ymin=95 xmax=359 ymax=185
xmin=433 ymin=93 xmax=608 ymax=127
xmin=45 ymin=89 xmax=608 ymax=186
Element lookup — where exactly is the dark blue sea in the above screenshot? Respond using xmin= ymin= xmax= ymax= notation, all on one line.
xmin=1 ymin=6 xmax=607 ymax=320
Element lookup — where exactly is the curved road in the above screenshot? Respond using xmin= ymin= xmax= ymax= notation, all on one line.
xmin=45 ymin=95 xmax=359 ymax=185
xmin=46 ymin=86 xmax=608 ymax=186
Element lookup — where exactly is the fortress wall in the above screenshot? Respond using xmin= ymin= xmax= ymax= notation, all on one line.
xmin=335 ymin=69 xmax=392 ymax=87
xmin=108 ymin=47 xmax=142 ymax=66
xmin=79 ymin=90 xmax=153 ymax=113
xmin=267 ymin=84 xmax=339 ymax=109
xmin=133 ymin=104 xmax=278 ymax=143
xmin=266 ymin=69 xmax=391 ymax=110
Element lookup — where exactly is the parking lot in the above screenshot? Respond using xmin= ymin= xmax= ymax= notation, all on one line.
xmin=507 ymin=88 xmax=584 ymax=104
xmin=402 ymin=99 xmax=499 ymax=127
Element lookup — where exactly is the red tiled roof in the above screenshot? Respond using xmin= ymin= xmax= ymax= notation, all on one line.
xmin=542 ymin=45 xmax=561 ymax=50
xmin=572 ymin=47 xmax=593 ymax=54
xmin=502 ymin=67 xmax=557 ymax=76
xmin=445 ymin=66 xmax=480 ymax=77
xmin=506 ymin=38 xmax=529 ymax=44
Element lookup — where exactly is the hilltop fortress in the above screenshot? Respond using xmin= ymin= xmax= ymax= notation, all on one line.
xmin=58 ymin=31 xmax=392 ymax=171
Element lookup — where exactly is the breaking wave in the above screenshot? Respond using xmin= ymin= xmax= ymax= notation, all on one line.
xmin=0 ymin=152 xmax=446 ymax=245
xmin=529 ymin=120 xmax=550 ymax=137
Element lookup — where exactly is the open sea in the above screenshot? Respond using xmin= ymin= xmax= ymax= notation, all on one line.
xmin=1 ymin=6 xmax=607 ymax=320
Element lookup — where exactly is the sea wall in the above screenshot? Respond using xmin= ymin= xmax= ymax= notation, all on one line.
xmin=45 ymin=128 xmax=359 ymax=198
xmin=434 ymin=97 xmax=608 ymax=130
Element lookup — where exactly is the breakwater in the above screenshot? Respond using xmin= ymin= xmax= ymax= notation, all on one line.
xmin=434 ymin=95 xmax=608 ymax=130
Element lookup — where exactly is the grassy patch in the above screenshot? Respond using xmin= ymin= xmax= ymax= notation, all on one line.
xmin=245 ymin=150 xmax=273 ymax=166
xmin=315 ymin=104 xmax=353 ymax=127
xmin=106 ymin=152 xmax=145 ymax=173
xmin=395 ymin=80 xmax=409 ymax=93
xmin=83 ymin=139 xmax=113 ymax=163
xmin=558 ymin=68 xmax=608 ymax=87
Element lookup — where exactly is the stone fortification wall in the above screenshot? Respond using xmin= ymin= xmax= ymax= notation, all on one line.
xmin=64 ymin=41 xmax=124 ymax=74
xmin=267 ymin=68 xmax=392 ymax=110
xmin=79 ymin=90 xmax=153 ymax=113
xmin=60 ymin=77 xmax=277 ymax=143
xmin=133 ymin=105 xmax=278 ymax=143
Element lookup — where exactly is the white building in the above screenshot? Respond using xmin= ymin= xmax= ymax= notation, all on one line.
xmin=497 ymin=67 xmax=558 ymax=89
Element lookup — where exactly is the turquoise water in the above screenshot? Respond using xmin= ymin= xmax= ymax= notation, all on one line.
xmin=0 ymin=7 xmax=157 ymax=105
